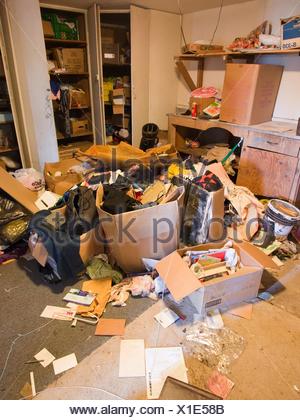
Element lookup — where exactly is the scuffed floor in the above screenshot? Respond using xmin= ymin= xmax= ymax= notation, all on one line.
xmin=35 ymin=261 xmax=300 ymax=400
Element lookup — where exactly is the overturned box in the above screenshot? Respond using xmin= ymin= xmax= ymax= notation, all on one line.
xmin=156 ymin=240 xmax=277 ymax=315
xmin=96 ymin=186 xmax=185 ymax=273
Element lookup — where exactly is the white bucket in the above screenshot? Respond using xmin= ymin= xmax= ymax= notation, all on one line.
xmin=265 ymin=199 xmax=300 ymax=240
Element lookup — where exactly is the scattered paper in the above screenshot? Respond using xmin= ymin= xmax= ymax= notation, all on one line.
xmin=145 ymin=347 xmax=188 ymax=399
xmin=66 ymin=302 xmax=79 ymax=311
xmin=205 ymin=309 xmax=224 ymax=329
xmin=34 ymin=348 xmax=55 ymax=368
xmin=228 ymin=303 xmax=253 ymax=320
xmin=30 ymin=371 xmax=36 ymax=397
xmin=35 ymin=190 xmax=61 ymax=210
xmin=53 ymin=353 xmax=78 ymax=375
xmin=154 ymin=308 xmax=179 ymax=328
xmin=40 ymin=305 xmax=75 ymax=321
xmin=95 ymin=318 xmax=126 ymax=336
xmin=258 ymin=291 xmax=274 ymax=302
xmin=119 ymin=339 xmax=145 ymax=378
xmin=63 ymin=288 xmax=96 ymax=306
xmin=207 ymin=370 xmax=234 ymax=399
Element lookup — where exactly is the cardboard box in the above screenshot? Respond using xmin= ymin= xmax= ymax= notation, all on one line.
xmin=102 ymin=44 xmax=119 ymax=64
xmin=0 ymin=167 xmax=39 ymax=213
xmin=42 ymin=20 xmax=54 ymax=38
xmin=281 ymin=15 xmax=300 ymax=49
xmin=96 ymin=186 xmax=185 ymax=273
xmin=113 ymin=104 xmax=124 ymax=115
xmin=156 ymin=241 xmax=277 ymax=315
xmin=220 ymin=63 xmax=283 ymax=125
xmin=54 ymin=48 xmax=85 ymax=73
xmin=70 ymin=118 xmax=89 ymax=135
xmin=69 ymin=80 xmax=90 ymax=108
xmin=101 ymin=27 xmax=114 ymax=44
xmin=44 ymin=158 xmax=85 ymax=195
xmin=189 ymin=97 xmax=216 ymax=116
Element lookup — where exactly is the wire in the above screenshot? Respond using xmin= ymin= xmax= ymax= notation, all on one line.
xmin=177 ymin=0 xmax=188 ymax=50
xmin=19 ymin=385 xmax=124 ymax=400
xmin=0 ymin=319 xmax=55 ymax=384
xmin=209 ymin=0 xmax=224 ymax=48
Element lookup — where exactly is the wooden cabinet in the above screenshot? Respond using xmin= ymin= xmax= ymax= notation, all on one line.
xmin=237 ymin=147 xmax=298 ymax=199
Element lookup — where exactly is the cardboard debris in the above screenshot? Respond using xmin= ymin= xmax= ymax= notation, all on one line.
xmin=207 ymin=370 xmax=234 ymax=399
xmin=0 ymin=167 xmax=39 ymax=213
xmin=53 ymin=353 xmax=78 ymax=375
xmin=77 ymin=278 xmax=112 ymax=317
xmin=95 ymin=318 xmax=126 ymax=336
xmin=119 ymin=339 xmax=145 ymax=378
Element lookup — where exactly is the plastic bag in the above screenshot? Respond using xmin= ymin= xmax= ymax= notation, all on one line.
xmin=13 ymin=168 xmax=45 ymax=191
xmin=184 ymin=321 xmax=245 ymax=373
xmin=0 ymin=196 xmax=26 ymax=225
xmin=0 ymin=215 xmax=31 ymax=244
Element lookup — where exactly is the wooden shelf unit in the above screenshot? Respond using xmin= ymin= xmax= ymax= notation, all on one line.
xmin=175 ymin=48 xmax=300 ymax=90
xmin=41 ymin=6 xmax=94 ymax=159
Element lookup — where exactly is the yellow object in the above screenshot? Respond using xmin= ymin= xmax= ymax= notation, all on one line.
xmin=167 ymin=163 xmax=193 ymax=180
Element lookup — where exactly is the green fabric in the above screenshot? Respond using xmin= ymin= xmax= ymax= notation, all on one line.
xmin=86 ymin=257 xmax=123 ymax=284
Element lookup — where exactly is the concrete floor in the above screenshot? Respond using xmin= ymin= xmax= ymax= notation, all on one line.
xmin=34 ymin=260 xmax=300 ymax=401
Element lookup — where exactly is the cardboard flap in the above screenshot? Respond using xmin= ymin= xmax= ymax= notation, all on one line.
xmin=0 ymin=167 xmax=39 ymax=213
xmin=237 ymin=241 xmax=278 ymax=269
xmin=156 ymin=251 xmax=201 ymax=301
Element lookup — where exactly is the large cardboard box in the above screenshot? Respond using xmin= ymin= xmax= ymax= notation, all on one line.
xmin=44 ymin=158 xmax=85 ymax=195
xmin=96 ymin=186 xmax=185 ymax=273
xmin=281 ymin=15 xmax=300 ymax=49
xmin=54 ymin=48 xmax=85 ymax=73
xmin=156 ymin=241 xmax=277 ymax=315
xmin=220 ymin=63 xmax=283 ymax=125
xmin=70 ymin=118 xmax=89 ymax=135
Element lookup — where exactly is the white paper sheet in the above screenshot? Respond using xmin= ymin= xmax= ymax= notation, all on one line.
xmin=53 ymin=353 xmax=78 ymax=375
xmin=118 ymin=339 xmax=145 ymax=377
xmin=40 ymin=305 xmax=75 ymax=321
xmin=154 ymin=308 xmax=179 ymax=328
xmin=145 ymin=347 xmax=188 ymax=399
xmin=35 ymin=191 xmax=61 ymax=210
xmin=34 ymin=348 xmax=56 ymax=368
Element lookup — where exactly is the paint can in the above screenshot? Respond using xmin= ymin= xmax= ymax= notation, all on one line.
xmin=264 ymin=199 xmax=300 ymax=240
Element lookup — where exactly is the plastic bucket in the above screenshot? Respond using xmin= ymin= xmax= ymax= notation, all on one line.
xmin=264 ymin=199 xmax=300 ymax=239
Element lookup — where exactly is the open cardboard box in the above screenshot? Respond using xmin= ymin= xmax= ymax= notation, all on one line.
xmin=44 ymin=158 xmax=85 ymax=195
xmin=156 ymin=240 xmax=278 ymax=315
xmin=96 ymin=185 xmax=185 ymax=273
xmin=29 ymin=205 xmax=103 ymax=267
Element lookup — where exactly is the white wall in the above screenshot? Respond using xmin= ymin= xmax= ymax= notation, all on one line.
xmin=178 ymin=0 xmax=300 ymax=121
xmin=0 ymin=0 xmax=58 ymax=169
xmin=148 ymin=10 xmax=180 ymax=130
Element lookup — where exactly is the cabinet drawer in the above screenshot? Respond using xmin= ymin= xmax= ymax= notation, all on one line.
xmin=247 ymin=132 xmax=300 ymax=157
xmin=237 ymin=147 xmax=298 ymax=199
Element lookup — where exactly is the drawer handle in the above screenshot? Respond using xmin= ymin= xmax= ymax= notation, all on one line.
xmin=266 ymin=140 xmax=280 ymax=145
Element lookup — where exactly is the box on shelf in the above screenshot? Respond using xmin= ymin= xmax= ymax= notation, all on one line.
xmin=0 ymin=124 xmax=16 ymax=148
xmin=156 ymin=241 xmax=277 ymax=315
xmin=102 ymin=44 xmax=119 ymax=64
xmin=189 ymin=97 xmax=216 ymax=116
xmin=113 ymin=104 xmax=124 ymax=115
xmin=96 ymin=185 xmax=184 ymax=273
xmin=54 ymin=48 xmax=85 ymax=73
xmin=69 ymin=79 xmax=90 ymax=108
xmin=42 ymin=13 xmax=79 ymax=40
xmin=281 ymin=15 xmax=300 ymax=49
xmin=70 ymin=118 xmax=89 ymax=135
xmin=42 ymin=20 xmax=54 ymax=38
xmin=101 ymin=27 xmax=114 ymax=44
xmin=220 ymin=63 xmax=283 ymax=125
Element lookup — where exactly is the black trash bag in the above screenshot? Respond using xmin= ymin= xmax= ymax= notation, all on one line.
xmin=0 ymin=215 xmax=31 ymax=245
xmin=0 ymin=195 xmax=26 ymax=225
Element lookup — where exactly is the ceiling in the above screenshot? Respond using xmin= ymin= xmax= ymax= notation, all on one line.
xmin=40 ymin=0 xmax=252 ymax=14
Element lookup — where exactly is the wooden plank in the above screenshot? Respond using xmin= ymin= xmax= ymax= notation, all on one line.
xmin=174 ymin=48 xmax=300 ymax=60
xmin=197 ymin=58 xmax=204 ymax=88
xmin=237 ymin=147 xmax=298 ymax=199
xmin=175 ymin=60 xmax=196 ymax=91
